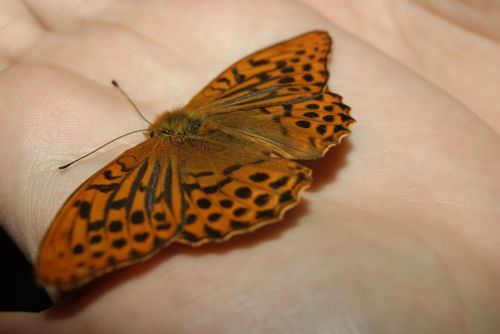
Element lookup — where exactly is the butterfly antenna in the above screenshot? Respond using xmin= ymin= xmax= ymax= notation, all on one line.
xmin=58 ymin=129 xmax=148 ymax=169
xmin=111 ymin=80 xmax=152 ymax=125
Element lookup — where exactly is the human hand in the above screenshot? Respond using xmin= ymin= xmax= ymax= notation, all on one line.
xmin=1 ymin=1 xmax=499 ymax=332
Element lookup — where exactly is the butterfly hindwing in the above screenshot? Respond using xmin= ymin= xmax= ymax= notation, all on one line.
xmin=175 ymin=137 xmax=312 ymax=245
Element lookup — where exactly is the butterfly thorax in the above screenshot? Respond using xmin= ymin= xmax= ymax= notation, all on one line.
xmin=151 ymin=109 xmax=205 ymax=138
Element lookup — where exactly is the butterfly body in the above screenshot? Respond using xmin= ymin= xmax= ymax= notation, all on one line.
xmin=37 ymin=31 xmax=354 ymax=291
xmin=153 ymin=109 xmax=205 ymax=137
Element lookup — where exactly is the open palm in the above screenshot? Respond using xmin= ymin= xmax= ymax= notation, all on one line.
xmin=1 ymin=1 xmax=499 ymax=333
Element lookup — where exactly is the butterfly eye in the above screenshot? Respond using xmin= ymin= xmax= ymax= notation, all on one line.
xmin=149 ymin=131 xmax=154 ymax=138
xmin=161 ymin=129 xmax=174 ymax=135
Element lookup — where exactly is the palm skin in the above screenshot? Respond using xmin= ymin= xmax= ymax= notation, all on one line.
xmin=0 ymin=1 xmax=499 ymax=333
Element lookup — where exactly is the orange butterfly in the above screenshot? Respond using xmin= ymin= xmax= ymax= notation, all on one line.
xmin=37 ymin=31 xmax=354 ymax=291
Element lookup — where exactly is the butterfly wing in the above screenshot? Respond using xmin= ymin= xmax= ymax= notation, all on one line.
xmin=186 ymin=30 xmax=354 ymax=159
xmin=37 ymin=139 xmax=186 ymax=290
xmin=208 ymin=91 xmax=353 ymax=159
xmin=174 ymin=133 xmax=311 ymax=246
xmin=187 ymin=31 xmax=331 ymax=111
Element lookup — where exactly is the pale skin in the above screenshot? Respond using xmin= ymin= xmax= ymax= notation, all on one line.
xmin=0 ymin=0 xmax=499 ymax=333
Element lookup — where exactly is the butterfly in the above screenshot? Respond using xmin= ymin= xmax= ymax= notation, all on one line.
xmin=36 ymin=31 xmax=354 ymax=291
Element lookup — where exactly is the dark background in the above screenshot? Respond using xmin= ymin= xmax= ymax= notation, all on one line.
xmin=0 ymin=226 xmax=52 ymax=312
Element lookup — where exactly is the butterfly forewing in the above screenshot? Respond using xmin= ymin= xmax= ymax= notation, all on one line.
xmin=37 ymin=140 xmax=185 ymax=290
xmin=187 ymin=30 xmax=354 ymax=159
xmin=187 ymin=31 xmax=332 ymax=113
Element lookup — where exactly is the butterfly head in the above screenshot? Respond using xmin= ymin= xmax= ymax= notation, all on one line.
xmin=151 ymin=110 xmax=204 ymax=138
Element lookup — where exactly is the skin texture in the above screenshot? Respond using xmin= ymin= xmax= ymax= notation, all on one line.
xmin=0 ymin=0 xmax=499 ymax=333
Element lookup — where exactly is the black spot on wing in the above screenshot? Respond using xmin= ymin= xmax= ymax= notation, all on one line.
xmin=191 ymin=171 xmax=215 ymax=177
xmin=334 ymin=125 xmax=349 ymax=132
xmin=249 ymin=58 xmax=270 ymax=66
xmin=110 ymin=199 xmax=127 ymax=210
xmin=256 ymin=209 xmax=275 ymax=219
xmin=278 ymin=77 xmax=294 ymax=84
xmin=322 ymin=115 xmax=334 ymax=122
xmin=73 ymin=244 xmax=84 ymax=254
xmin=157 ymin=236 xmax=170 ymax=247
xmin=183 ymin=182 xmax=201 ymax=194
xmin=112 ymin=238 xmax=127 ymax=249
xmin=104 ymin=170 xmax=119 ymax=180
xmin=254 ymin=194 xmax=270 ymax=206
xmin=88 ymin=220 xmax=104 ymax=231
xmin=134 ymin=232 xmax=150 ymax=242
xmin=217 ymin=77 xmax=230 ymax=85
xmin=204 ymin=225 xmax=223 ymax=238
xmin=276 ymin=60 xmax=286 ymax=68
xmin=186 ymin=214 xmax=197 ymax=224
xmin=249 ymin=172 xmax=269 ymax=182
xmin=109 ymin=220 xmax=123 ymax=232
xmin=223 ymin=164 xmax=242 ymax=175
xmin=87 ymin=183 xmax=120 ymax=193
xmin=281 ymin=66 xmax=295 ymax=74
xmin=234 ymin=208 xmax=247 ymax=217
xmin=231 ymin=67 xmax=246 ymax=84
xmin=218 ymin=177 xmax=233 ymax=188
xmin=116 ymin=159 xmax=134 ymax=173
xmin=79 ymin=201 xmax=91 ymax=219
xmin=157 ymin=223 xmax=171 ymax=230
xmin=235 ymin=187 xmax=252 ymax=199
xmin=202 ymin=185 xmax=219 ymax=194
xmin=131 ymin=211 xmax=145 ymax=224
xmin=303 ymin=112 xmax=319 ymax=118
xmin=92 ymin=251 xmax=104 ymax=259
xmin=303 ymin=74 xmax=314 ymax=82
xmin=306 ymin=103 xmax=319 ymax=109
xmin=197 ymin=198 xmax=212 ymax=209
xmin=154 ymin=212 xmax=165 ymax=221
xmin=316 ymin=124 xmax=326 ymax=135
xmin=295 ymin=120 xmax=311 ymax=128
xmin=340 ymin=113 xmax=354 ymax=122
xmin=231 ymin=220 xmax=250 ymax=229
xmin=219 ymin=199 xmax=233 ymax=208
xmin=269 ymin=176 xmax=289 ymax=189
xmin=208 ymin=212 xmax=222 ymax=222
xmin=90 ymin=235 xmax=102 ymax=244
xmin=182 ymin=231 xmax=200 ymax=243
xmin=279 ymin=191 xmax=293 ymax=203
